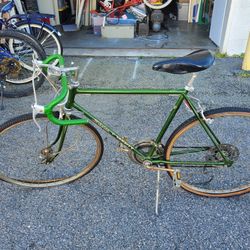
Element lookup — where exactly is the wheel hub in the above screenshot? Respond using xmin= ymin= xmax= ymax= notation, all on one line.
xmin=40 ymin=147 xmax=55 ymax=164
xmin=206 ymin=144 xmax=239 ymax=162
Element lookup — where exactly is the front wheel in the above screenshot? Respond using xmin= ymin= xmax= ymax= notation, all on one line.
xmin=0 ymin=113 xmax=104 ymax=187
xmin=15 ymin=21 xmax=63 ymax=58
xmin=165 ymin=107 xmax=250 ymax=197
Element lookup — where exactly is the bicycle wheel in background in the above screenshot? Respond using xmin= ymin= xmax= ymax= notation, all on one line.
xmin=143 ymin=0 xmax=173 ymax=9
xmin=0 ymin=30 xmax=46 ymax=98
xmin=15 ymin=21 xmax=63 ymax=57
xmin=165 ymin=107 xmax=250 ymax=197
xmin=0 ymin=113 xmax=104 ymax=187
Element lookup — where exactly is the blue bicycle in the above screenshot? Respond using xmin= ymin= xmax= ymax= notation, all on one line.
xmin=0 ymin=0 xmax=62 ymax=62
xmin=0 ymin=29 xmax=46 ymax=104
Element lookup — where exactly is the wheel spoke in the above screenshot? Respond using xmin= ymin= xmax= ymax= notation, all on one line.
xmin=165 ymin=108 xmax=250 ymax=197
xmin=0 ymin=113 xmax=103 ymax=187
xmin=0 ymin=30 xmax=45 ymax=97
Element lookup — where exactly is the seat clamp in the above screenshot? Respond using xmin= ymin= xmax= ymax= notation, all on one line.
xmin=185 ymin=73 xmax=197 ymax=92
xmin=185 ymin=85 xmax=194 ymax=92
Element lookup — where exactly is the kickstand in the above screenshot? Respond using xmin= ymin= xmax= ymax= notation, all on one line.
xmin=155 ymin=169 xmax=161 ymax=216
xmin=0 ymin=79 xmax=5 ymax=110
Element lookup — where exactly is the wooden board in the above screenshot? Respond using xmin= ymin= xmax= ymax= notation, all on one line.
xmin=188 ymin=0 xmax=201 ymax=23
xmin=76 ymin=0 xmax=85 ymax=29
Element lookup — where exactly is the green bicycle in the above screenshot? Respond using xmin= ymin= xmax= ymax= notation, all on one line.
xmin=0 ymin=50 xmax=249 ymax=198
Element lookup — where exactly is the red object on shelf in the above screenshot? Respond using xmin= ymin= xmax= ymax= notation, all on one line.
xmin=98 ymin=0 xmax=144 ymax=17
xmin=41 ymin=17 xmax=50 ymax=24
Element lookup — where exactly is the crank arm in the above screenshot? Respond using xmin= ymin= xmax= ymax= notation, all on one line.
xmin=144 ymin=163 xmax=182 ymax=188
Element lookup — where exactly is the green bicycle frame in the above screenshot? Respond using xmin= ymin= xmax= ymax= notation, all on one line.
xmin=42 ymin=54 xmax=231 ymax=168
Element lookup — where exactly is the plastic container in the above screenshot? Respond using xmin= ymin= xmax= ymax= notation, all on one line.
xmin=92 ymin=13 xmax=137 ymax=35
xmin=92 ymin=14 xmax=105 ymax=36
xmin=57 ymin=0 xmax=67 ymax=9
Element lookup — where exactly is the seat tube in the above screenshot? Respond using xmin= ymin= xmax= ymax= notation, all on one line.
xmin=148 ymin=94 xmax=185 ymax=157
xmin=155 ymin=94 xmax=185 ymax=144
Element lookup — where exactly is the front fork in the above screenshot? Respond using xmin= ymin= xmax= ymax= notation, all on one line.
xmin=41 ymin=122 xmax=69 ymax=163
xmin=41 ymin=87 xmax=77 ymax=163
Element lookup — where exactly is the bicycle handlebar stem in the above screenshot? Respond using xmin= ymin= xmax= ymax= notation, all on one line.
xmin=36 ymin=54 xmax=89 ymax=126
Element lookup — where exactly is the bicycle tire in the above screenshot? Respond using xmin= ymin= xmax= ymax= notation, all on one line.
xmin=0 ymin=30 xmax=46 ymax=98
xmin=0 ymin=112 xmax=104 ymax=187
xmin=143 ymin=0 xmax=173 ymax=10
xmin=15 ymin=21 xmax=63 ymax=57
xmin=165 ymin=107 xmax=250 ymax=197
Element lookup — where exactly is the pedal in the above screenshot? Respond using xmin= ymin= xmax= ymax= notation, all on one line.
xmin=173 ymin=170 xmax=181 ymax=188
xmin=117 ymin=137 xmax=129 ymax=152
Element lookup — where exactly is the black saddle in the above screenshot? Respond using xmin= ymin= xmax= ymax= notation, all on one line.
xmin=153 ymin=49 xmax=215 ymax=74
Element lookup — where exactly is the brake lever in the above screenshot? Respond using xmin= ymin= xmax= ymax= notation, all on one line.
xmin=31 ymin=104 xmax=44 ymax=132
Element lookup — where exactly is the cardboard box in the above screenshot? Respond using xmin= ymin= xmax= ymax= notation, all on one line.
xmin=101 ymin=25 xmax=135 ymax=38
xmin=177 ymin=3 xmax=189 ymax=21
xmin=92 ymin=14 xmax=136 ymax=36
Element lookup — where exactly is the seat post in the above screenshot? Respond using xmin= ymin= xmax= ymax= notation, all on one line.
xmin=185 ymin=73 xmax=197 ymax=92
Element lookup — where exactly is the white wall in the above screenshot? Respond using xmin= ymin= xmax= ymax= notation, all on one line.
xmin=37 ymin=0 xmax=60 ymax=25
xmin=209 ymin=0 xmax=228 ymax=47
xmin=221 ymin=0 xmax=250 ymax=55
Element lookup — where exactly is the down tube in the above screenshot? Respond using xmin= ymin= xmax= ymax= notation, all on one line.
xmin=73 ymin=90 xmax=187 ymax=160
xmin=72 ymin=102 xmax=147 ymax=159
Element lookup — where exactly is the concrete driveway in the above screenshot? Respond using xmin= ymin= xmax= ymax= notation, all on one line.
xmin=0 ymin=56 xmax=249 ymax=249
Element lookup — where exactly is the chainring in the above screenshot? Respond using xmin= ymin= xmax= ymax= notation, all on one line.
xmin=128 ymin=140 xmax=164 ymax=164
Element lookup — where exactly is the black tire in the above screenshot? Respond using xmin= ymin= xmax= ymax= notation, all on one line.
xmin=165 ymin=107 xmax=250 ymax=197
xmin=0 ymin=112 xmax=104 ymax=187
xmin=15 ymin=21 xmax=63 ymax=57
xmin=0 ymin=30 xmax=46 ymax=98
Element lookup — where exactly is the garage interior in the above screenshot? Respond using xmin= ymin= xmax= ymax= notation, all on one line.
xmin=32 ymin=0 xmax=217 ymax=52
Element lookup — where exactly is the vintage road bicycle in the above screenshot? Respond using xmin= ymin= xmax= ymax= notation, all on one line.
xmin=0 ymin=50 xmax=249 ymax=199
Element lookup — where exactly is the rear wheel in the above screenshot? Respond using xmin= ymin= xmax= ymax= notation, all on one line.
xmin=0 ymin=113 xmax=104 ymax=187
xmin=165 ymin=107 xmax=250 ymax=197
